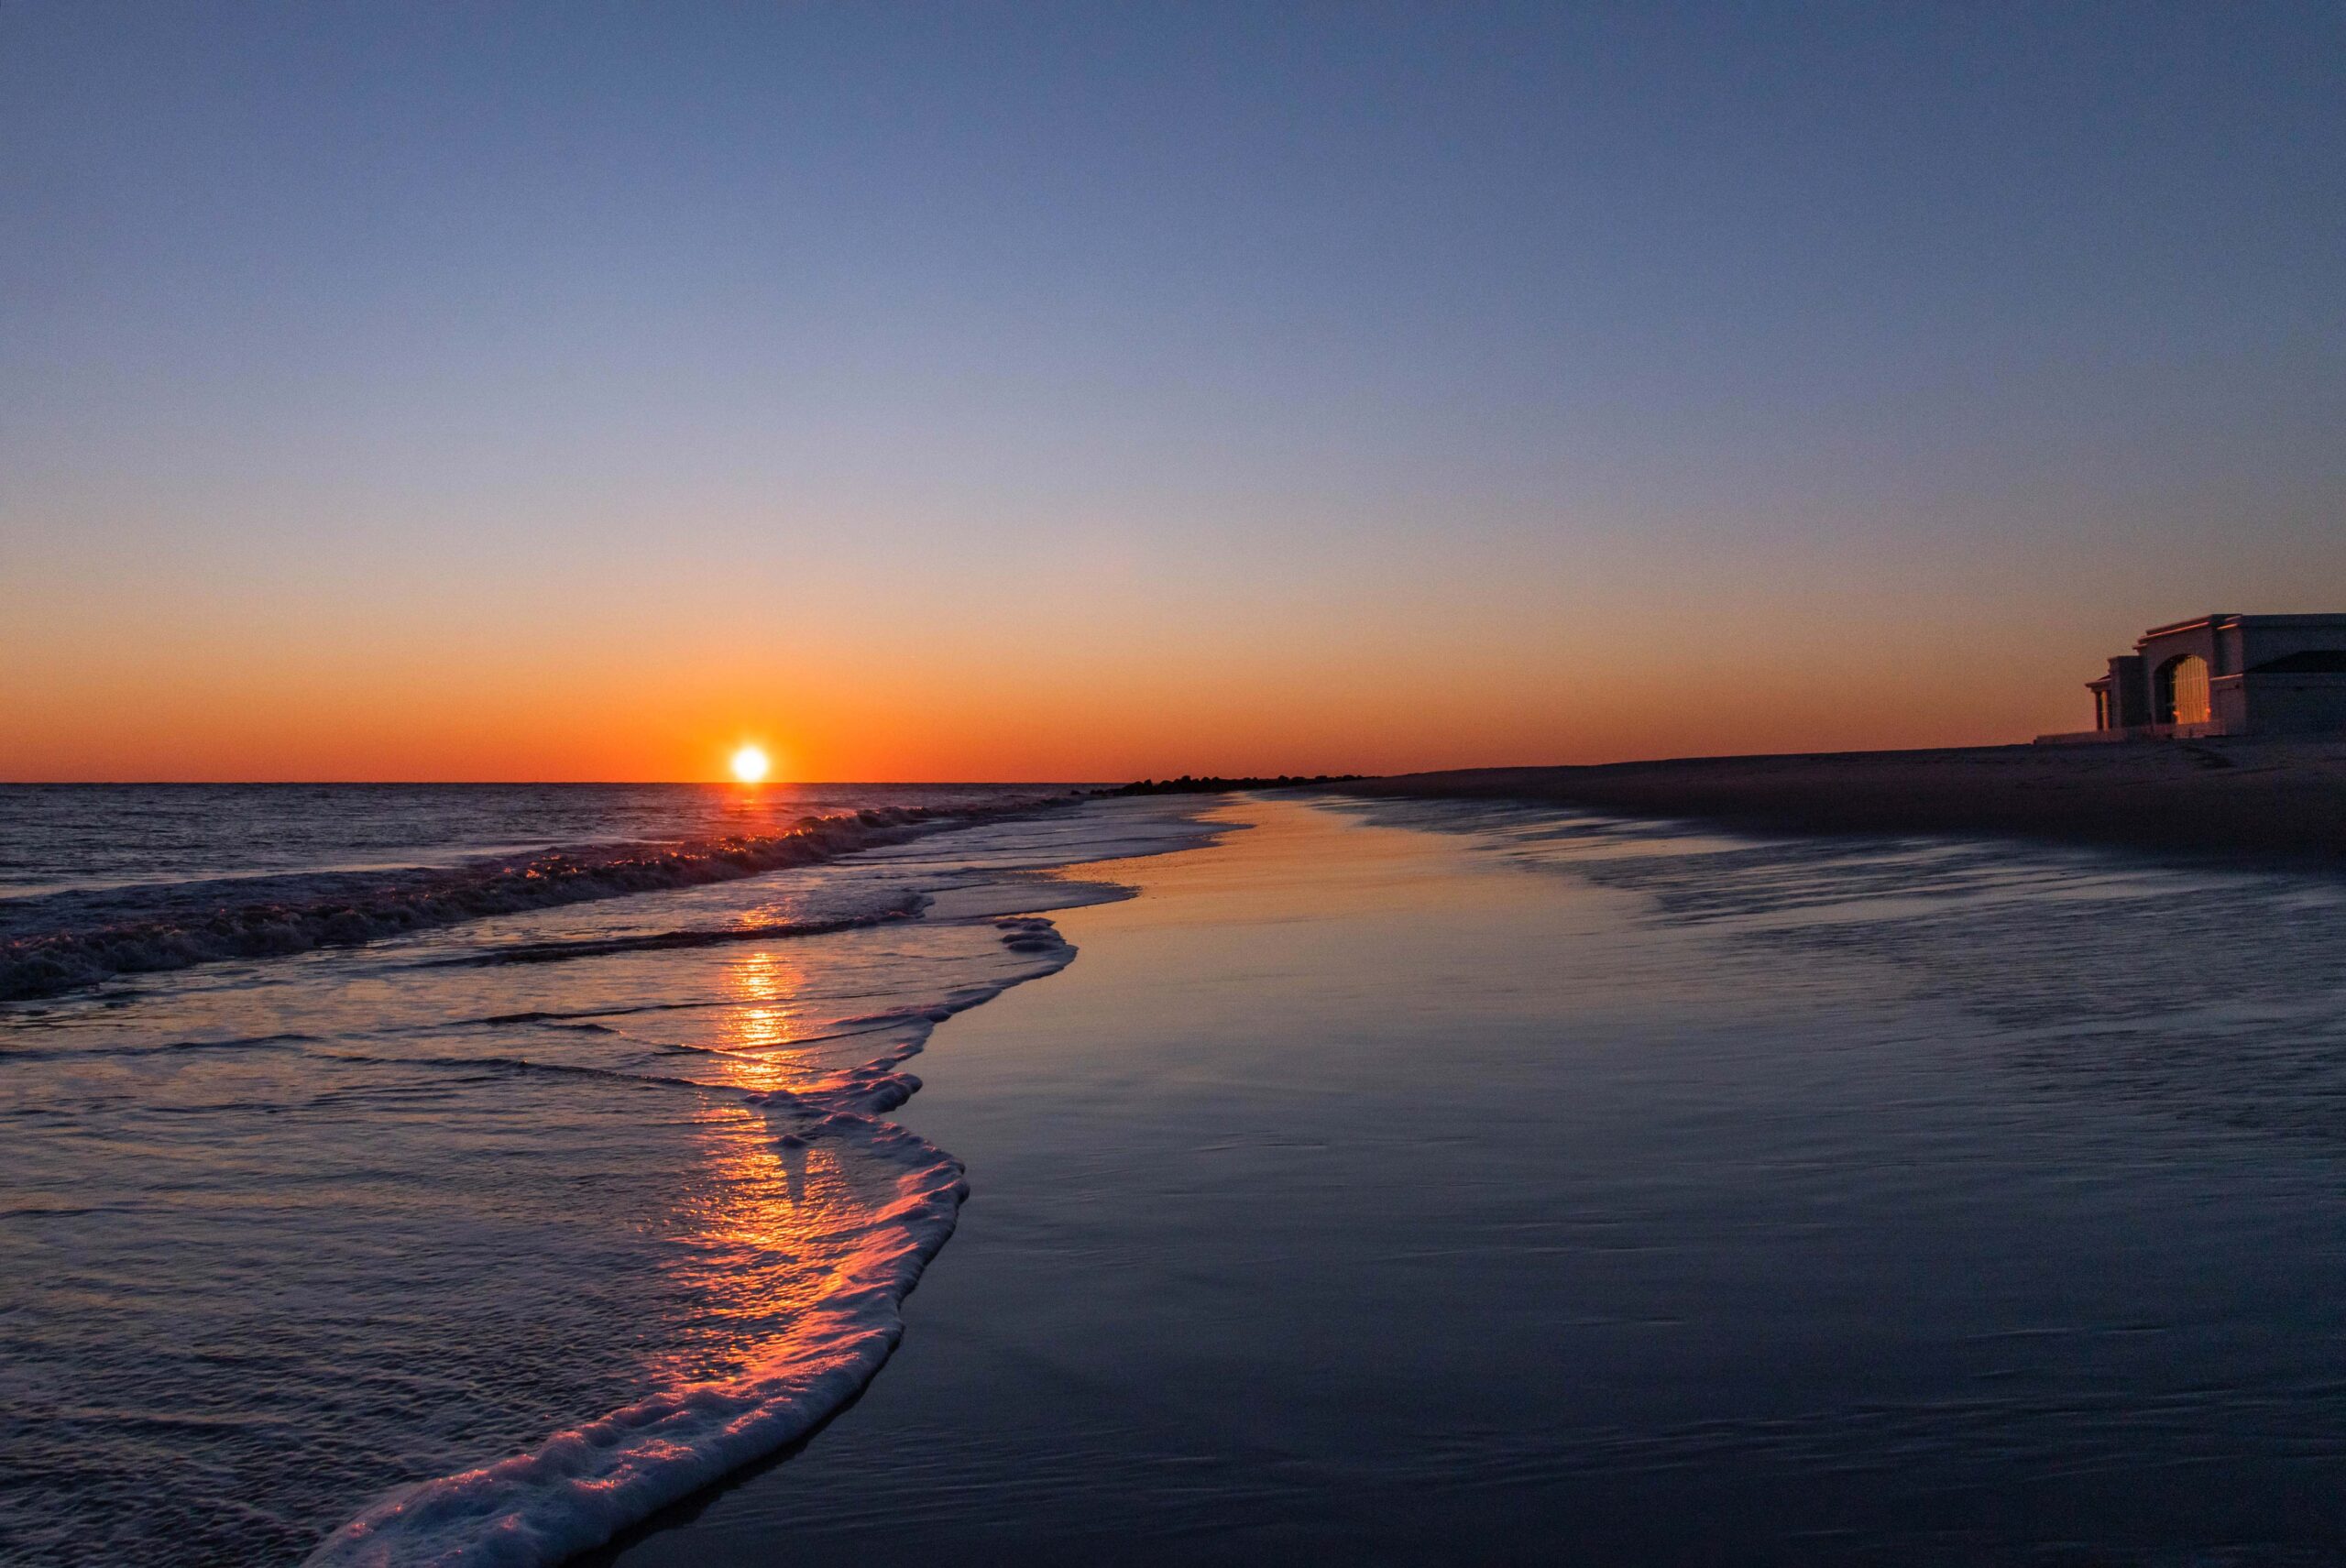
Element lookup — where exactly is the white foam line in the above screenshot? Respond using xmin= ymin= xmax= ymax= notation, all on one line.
xmin=305 ymin=1117 xmax=964 ymax=1568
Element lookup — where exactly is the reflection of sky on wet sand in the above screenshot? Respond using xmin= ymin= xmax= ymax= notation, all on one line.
xmin=1343 ymin=795 xmax=2346 ymax=1146
xmin=605 ymin=795 xmax=2346 ymax=1568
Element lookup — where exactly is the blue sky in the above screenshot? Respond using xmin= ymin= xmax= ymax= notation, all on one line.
xmin=5 ymin=2 xmax=2342 ymax=777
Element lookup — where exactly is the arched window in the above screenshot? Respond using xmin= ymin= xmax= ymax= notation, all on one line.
xmin=2155 ymin=654 xmax=2211 ymax=725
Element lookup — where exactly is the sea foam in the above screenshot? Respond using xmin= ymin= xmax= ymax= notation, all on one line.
xmin=299 ymin=917 xmax=1091 ymax=1566
xmin=304 ymin=1091 xmax=965 ymax=1568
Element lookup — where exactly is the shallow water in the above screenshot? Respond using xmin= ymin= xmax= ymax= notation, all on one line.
xmin=607 ymin=795 xmax=2346 ymax=1566
xmin=0 ymin=787 xmax=1219 ymax=1565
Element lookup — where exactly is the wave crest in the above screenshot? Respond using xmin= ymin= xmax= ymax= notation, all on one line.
xmin=0 ymin=805 xmax=1024 ymax=1003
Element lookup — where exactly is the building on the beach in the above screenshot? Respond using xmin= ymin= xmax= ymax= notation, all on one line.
xmin=2062 ymin=613 xmax=2346 ymax=740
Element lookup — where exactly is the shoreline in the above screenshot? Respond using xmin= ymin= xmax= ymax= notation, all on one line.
xmin=1332 ymin=738 xmax=2346 ymax=871
xmin=595 ymin=794 xmax=2346 ymax=1564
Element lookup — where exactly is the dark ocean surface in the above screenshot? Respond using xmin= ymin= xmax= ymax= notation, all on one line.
xmin=8 ymin=785 xmax=2346 ymax=1565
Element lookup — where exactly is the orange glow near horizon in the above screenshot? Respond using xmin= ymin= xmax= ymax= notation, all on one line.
xmin=731 ymin=744 xmax=772 ymax=784
xmin=0 ymin=581 xmax=2249 ymax=783
xmin=0 ymin=653 xmax=2107 ymax=784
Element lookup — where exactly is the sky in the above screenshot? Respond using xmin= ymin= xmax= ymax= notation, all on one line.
xmin=5 ymin=1 xmax=2342 ymax=782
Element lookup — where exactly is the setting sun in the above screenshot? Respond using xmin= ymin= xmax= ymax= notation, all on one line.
xmin=730 ymin=744 xmax=770 ymax=784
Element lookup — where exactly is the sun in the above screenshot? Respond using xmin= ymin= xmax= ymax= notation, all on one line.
xmin=730 ymin=744 xmax=771 ymax=784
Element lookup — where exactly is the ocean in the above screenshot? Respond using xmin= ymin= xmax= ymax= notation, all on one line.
xmin=0 ymin=784 xmax=1221 ymax=1565
xmin=10 ymin=786 xmax=2346 ymax=1565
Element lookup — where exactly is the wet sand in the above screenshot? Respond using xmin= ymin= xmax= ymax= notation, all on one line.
xmin=595 ymin=794 xmax=2346 ymax=1565
xmin=1334 ymin=738 xmax=2346 ymax=870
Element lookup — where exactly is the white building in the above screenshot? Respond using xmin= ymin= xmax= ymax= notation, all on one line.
xmin=2072 ymin=614 xmax=2346 ymax=739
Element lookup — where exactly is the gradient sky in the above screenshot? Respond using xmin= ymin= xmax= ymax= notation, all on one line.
xmin=5 ymin=1 xmax=2342 ymax=781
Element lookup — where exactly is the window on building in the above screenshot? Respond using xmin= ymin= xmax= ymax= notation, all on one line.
xmin=2155 ymin=654 xmax=2211 ymax=725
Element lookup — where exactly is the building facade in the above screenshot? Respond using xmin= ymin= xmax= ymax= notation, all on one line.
xmin=2073 ymin=614 xmax=2346 ymax=740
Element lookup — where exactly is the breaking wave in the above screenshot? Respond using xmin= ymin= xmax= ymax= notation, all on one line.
xmin=442 ymin=895 xmax=928 ymax=968
xmin=0 ymin=803 xmax=1053 ymax=1003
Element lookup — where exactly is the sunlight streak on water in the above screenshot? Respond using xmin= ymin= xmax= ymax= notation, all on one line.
xmin=0 ymin=792 xmax=1223 ymax=1566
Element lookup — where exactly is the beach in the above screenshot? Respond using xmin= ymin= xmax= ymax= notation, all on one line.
xmin=1335 ymin=738 xmax=2346 ymax=869
xmin=15 ymin=5 xmax=2346 ymax=1563
xmin=595 ymin=793 xmax=2346 ymax=1565
xmin=9 ymin=786 xmax=2346 ymax=1562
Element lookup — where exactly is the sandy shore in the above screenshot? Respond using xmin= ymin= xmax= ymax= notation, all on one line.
xmin=1334 ymin=738 xmax=2346 ymax=868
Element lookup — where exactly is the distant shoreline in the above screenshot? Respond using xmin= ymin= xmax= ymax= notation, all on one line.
xmin=1328 ymin=739 xmax=2346 ymax=871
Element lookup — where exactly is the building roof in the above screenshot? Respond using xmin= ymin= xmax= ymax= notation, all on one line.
xmin=2137 ymin=612 xmax=2346 ymax=645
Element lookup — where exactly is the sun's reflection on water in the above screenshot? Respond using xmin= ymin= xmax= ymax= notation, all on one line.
xmin=651 ymin=1100 xmax=877 ymax=1384
xmin=697 ymin=947 xmax=834 ymax=1094
xmin=644 ymin=939 xmax=914 ymax=1383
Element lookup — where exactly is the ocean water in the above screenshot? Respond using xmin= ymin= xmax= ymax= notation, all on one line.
xmin=0 ymin=784 xmax=1221 ymax=1565
xmin=0 ymin=784 xmax=1091 ymax=1000
xmin=16 ymin=785 xmax=2346 ymax=1565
